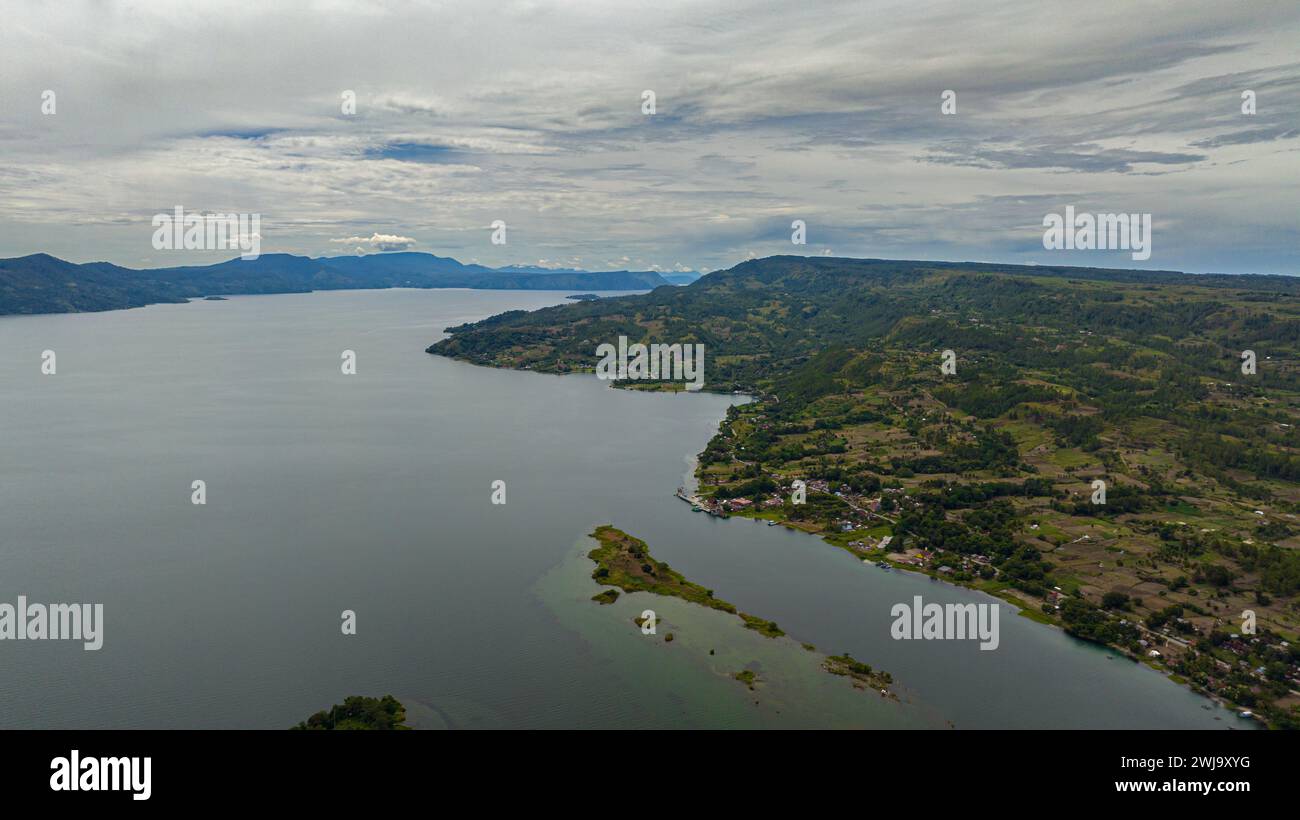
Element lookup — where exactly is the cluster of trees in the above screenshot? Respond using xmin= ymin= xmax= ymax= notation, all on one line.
xmin=934 ymin=381 xmax=1059 ymax=420
xmin=1146 ymin=604 xmax=1193 ymax=633
xmin=1179 ymin=433 xmax=1300 ymax=482
xmin=293 ymin=695 xmax=408 ymax=730
xmin=1045 ymin=413 xmax=1105 ymax=450
xmin=895 ymin=499 xmax=1056 ymax=592
xmin=1057 ymin=482 xmax=1162 ymax=517
xmin=712 ymin=475 xmax=777 ymax=500
xmin=1232 ymin=542 xmax=1300 ymax=596
xmin=781 ymin=491 xmax=853 ymax=525
xmin=1059 ymin=597 xmax=1140 ymax=647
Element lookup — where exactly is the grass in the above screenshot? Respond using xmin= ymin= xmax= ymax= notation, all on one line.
xmin=823 ymin=654 xmax=895 ymax=696
xmin=588 ymin=525 xmax=735 ymax=614
xmin=588 ymin=525 xmax=784 ymax=639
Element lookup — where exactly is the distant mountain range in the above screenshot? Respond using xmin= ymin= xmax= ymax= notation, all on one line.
xmin=0 ymin=252 xmax=694 ymax=316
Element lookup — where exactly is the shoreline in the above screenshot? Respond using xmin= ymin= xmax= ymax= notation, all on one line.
xmin=585 ymin=524 xmax=900 ymax=701
xmin=428 ymin=353 xmax=1270 ymax=724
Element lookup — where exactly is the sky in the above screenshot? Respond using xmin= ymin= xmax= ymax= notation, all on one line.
xmin=0 ymin=0 xmax=1297 ymax=275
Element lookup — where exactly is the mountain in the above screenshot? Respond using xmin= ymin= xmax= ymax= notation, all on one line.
xmin=0 ymin=252 xmax=671 ymax=316
xmin=428 ymin=253 xmax=1300 ymax=727
xmin=0 ymin=253 xmax=155 ymax=314
xmin=661 ymin=271 xmax=704 ymax=285
xmin=429 ymin=254 xmax=1300 ymax=388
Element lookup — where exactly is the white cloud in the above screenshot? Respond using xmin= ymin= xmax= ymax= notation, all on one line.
xmin=0 ymin=0 xmax=1295 ymax=274
xmin=330 ymin=232 xmax=417 ymax=252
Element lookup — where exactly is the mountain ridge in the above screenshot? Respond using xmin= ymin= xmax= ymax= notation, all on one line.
xmin=427 ymin=253 xmax=1300 ymax=728
xmin=0 ymin=251 xmax=676 ymax=316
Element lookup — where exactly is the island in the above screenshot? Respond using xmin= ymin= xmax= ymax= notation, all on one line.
xmin=588 ymin=524 xmax=782 ymax=637
xmin=587 ymin=525 xmax=898 ymax=697
xmin=292 ymin=695 xmax=409 ymax=730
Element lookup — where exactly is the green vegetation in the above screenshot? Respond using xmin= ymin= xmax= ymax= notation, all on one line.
xmin=587 ymin=525 xmax=782 ymax=637
xmin=588 ymin=525 xmax=733 ymax=611
xmin=587 ymin=525 xmax=897 ymax=699
xmin=739 ymin=612 xmax=785 ymax=638
xmin=441 ymin=255 xmax=1300 ymax=727
xmin=292 ymin=695 xmax=409 ymax=730
xmin=823 ymin=654 xmax=896 ymax=697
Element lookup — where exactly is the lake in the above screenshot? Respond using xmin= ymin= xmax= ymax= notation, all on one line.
xmin=0 ymin=288 xmax=1250 ymax=728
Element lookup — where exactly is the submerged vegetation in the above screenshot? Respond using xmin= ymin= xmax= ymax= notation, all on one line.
xmin=824 ymin=654 xmax=896 ymax=697
xmin=587 ymin=525 xmax=783 ymax=637
xmin=586 ymin=525 xmax=896 ymax=699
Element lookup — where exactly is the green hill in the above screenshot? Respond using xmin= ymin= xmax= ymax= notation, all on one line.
xmin=429 ymin=254 xmax=1300 ymax=727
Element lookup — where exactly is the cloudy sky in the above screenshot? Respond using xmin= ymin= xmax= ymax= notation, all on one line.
xmin=1 ymin=0 xmax=1297 ymax=274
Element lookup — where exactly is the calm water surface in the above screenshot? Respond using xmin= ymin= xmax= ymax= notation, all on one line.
xmin=0 ymin=289 xmax=1249 ymax=728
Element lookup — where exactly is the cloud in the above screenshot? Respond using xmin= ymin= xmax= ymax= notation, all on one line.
xmin=0 ymin=0 xmax=1296 ymax=274
xmin=923 ymin=142 xmax=1206 ymax=174
xmin=330 ymin=232 xmax=417 ymax=252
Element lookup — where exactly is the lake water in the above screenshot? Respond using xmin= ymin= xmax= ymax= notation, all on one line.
xmin=0 ymin=289 xmax=1250 ymax=728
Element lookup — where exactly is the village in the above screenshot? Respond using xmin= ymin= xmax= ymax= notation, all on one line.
xmin=675 ymin=478 xmax=1300 ymax=720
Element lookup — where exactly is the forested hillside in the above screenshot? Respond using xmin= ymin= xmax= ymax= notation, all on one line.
xmin=431 ymin=255 xmax=1300 ymax=727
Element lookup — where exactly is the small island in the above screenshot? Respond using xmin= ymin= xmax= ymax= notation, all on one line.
xmin=588 ymin=525 xmax=782 ymax=637
xmin=824 ymin=654 xmax=896 ymax=697
xmin=588 ymin=525 xmax=900 ymax=698
xmin=292 ymin=695 xmax=409 ymax=730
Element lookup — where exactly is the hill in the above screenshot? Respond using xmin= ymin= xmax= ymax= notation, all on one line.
xmin=0 ymin=252 xmax=670 ymax=315
xmin=429 ymin=254 xmax=1300 ymax=726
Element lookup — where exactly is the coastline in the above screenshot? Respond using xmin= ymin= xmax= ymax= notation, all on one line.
xmin=431 ymin=358 xmax=1269 ymax=724
xmin=528 ymin=529 xmax=933 ymax=728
